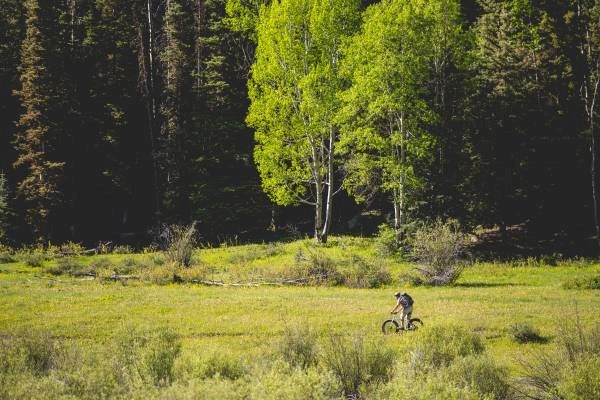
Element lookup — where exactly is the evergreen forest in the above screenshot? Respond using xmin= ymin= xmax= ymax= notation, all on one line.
xmin=1 ymin=0 xmax=600 ymax=254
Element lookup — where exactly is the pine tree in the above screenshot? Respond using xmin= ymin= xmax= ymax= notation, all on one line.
xmin=0 ymin=172 xmax=9 ymax=243
xmin=160 ymin=0 xmax=195 ymax=221
xmin=14 ymin=0 xmax=65 ymax=242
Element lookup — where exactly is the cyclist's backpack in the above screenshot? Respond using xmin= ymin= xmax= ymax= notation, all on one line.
xmin=402 ymin=294 xmax=414 ymax=306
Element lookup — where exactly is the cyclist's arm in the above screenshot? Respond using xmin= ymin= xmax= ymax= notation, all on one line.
xmin=390 ymin=300 xmax=401 ymax=314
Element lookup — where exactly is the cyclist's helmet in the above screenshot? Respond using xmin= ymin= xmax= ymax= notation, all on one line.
xmin=394 ymin=291 xmax=407 ymax=297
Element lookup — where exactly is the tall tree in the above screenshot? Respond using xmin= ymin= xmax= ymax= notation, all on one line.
xmin=247 ymin=0 xmax=360 ymax=243
xmin=0 ymin=172 xmax=9 ymax=243
xmin=160 ymin=0 xmax=195 ymax=221
xmin=571 ymin=0 xmax=600 ymax=247
xmin=14 ymin=0 xmax=65 ymax=241
xmin=338 ymin=0 xmax=460 ymax=232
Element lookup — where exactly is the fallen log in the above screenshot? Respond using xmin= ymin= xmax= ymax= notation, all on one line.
xmin=105 ymin=274 xmax=140 ymax=281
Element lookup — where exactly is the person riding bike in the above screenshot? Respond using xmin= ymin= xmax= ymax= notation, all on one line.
xmin=390 ymin=291 xmax=414 ymax=330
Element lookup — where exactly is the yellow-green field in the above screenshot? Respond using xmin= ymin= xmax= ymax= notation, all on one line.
xmin=1 ymin=237 xmax=599 ymax=399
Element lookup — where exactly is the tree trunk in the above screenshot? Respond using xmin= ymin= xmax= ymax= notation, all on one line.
xmin=143 ymin=0 xmax=161 ymax=226
xmin=313 ymin=143 xmax=324 ymax=243
xmin=320 ymin=128 xmax=335 ymax=243
xmin=591 ymin=114 xmax=600 ymax=248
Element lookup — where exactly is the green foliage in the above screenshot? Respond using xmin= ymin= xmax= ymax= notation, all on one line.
xmin=409 ymin=325 xmax=484 ymax=372
xmin=339 ymin=255 xmax=392 ymax=288
xmin=446 ymin=355 xmax=511 ymax=400
xmin=409 ymin=219 xmax=469 ymax=285
xmin=320 ymin=335 xmax=396 ymax=397
xmin=563 ymin=274 xmax=600 ymax=290
xmin=44 ymin=257 xmax=88 ymax=276
xmin=278 ymin=325 xmax=318 ymax=368
xmin=14 ymin=0 xmax=64 ymax=242
xmin=375 ymin=223 xmax=403 ymax=256
xmin=338 ymin=0 xmax=463 ymax=222
xmin=115 ymin=327 xmax=182 ymax=387
xmin=518 ymin=320 xmax=600 ymax=399
xmin=0 ymin=244 xmax=15 ymax=263
xmin=557 ymin=354 xmax=600 ymax=400
xmin=294 ymin=247 xmax=343 ymax=285
xmin=509 ymin=322 xmax=545 ymax=343
xmin=198 ymin=354 xmax=247 ymax=380
xmin=17 ymin=245 xmax=49 ymax=267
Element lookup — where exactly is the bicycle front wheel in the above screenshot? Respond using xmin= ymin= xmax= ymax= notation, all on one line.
xmin=381 ymin=320 xmax=400 ymax=335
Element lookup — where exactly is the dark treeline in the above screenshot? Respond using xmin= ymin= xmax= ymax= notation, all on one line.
xmin=0 ymin=0 xmax=599 ymax=253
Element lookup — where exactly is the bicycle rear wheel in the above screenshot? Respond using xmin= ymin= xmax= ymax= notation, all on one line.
xmin=381 ymin=320 xmax=400 ymax=335
xmin=407 ymin=318 xmax=423 ymax=331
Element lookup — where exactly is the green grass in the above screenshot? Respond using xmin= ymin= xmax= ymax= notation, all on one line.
xmin=0 ymin=236 xmax=599 ymax=398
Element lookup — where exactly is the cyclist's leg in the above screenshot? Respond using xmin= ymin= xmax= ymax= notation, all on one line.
xmin=399 ymin=308 xmax=406 ymax=329
xmin=405 ymin=305 xmax=413 ymax=328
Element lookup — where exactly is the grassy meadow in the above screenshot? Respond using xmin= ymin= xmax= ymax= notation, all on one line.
xmin=1 ymin=237 xmax=599 ymax=399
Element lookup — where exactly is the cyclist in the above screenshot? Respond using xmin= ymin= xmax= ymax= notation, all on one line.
xmin=390 ymin=291 xmax=414 ymax=329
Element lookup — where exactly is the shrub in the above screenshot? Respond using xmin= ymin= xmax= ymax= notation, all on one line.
xmin=557 ymin=354 xmax=600 ymax=400
xmin=509 ymin=323 xmax=545 ymax=344
xmin=112 ymin=245 xmax=133 ymax=254
xmin=294 ymin=248 xmax=342 ymax=285
xmin=341 ymin=255 xmax=392 ymax=288
xmin=375 ymin=223 xmax=403 ymax=256
xmin=320 ymin=334 xmax=396 ymax=397
xmin=563 ymin=274 xmax=600 ymax=290
xmin=89 ymin=257 xmax=114 ymax=271
xmin=164 ymin=224 xmax=197 ymax=267
xmin=139 ymin=263 xmax=180 ymax=285
xmin=44 ymin=257 xmax=90 ymax=276
xmin=518 ymin=320 xmax=600 ymax=399
xmin=144 ymin=329 xmax=182 ymax=386
xmin=114 ymin=327 xmax=181 ymax=387
xmin=409 ymin=325 xmax=484 ymax=373
xmin=18 ymin=332 xmax=59 ymax=376
xmin=59 ymin=242 xmax=85 ymax=257
xmin=199 ymin=354 xmax=246 ymax=380
xmin=0 ymin=244 xmax=14 ymax=263
xmin=19 ymin=246 xmax=48 ymax=267
xmin=278 ymin=325 xmax=318 ymax=369
xmin=409 ymin=219 xmax=470 ymax=285
xmin=446 ymin=355 xmax=511 ymax=400
xmin=247 ymin=362 xmax=341 ymax=400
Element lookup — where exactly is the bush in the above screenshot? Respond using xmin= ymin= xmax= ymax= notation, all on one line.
xmin=164 ymin=224 xmax=197 ymax=267
xmin=18 ymin=246 xmax=49 ymax=267
xmin=446 ymin=355 xmax=511 ymax=400
xmin=509 ymin=323 xmax=545 ymax=344
xmin=59 ymin=242 xmax=85 ymax=257
xmin=557 ymin=354 xmax=600 ymax=400
xmin=518 ymin=320 xmax=600 ymax=399
xmin=375 ymin=223 xmax=403 ymax=256
xmin=294 ymin=248 xmax=342 ymax=285
xmin=340 ymin=255 xmax=392 ymax=288
xmin=409 ymin=219 xmax=470 ymax=285
xmin=563 ymin=274 xmax=600 ymax=290
xmin=0 ymin=244 xmax=14 ymax=263
xmin=114 ymin=327 xmax=181 ymax=387
xmin=112 ymin=245 xmax=133 ymax=254
xmin=44 ymin=257 xmax=90 ymax=276
xmin=18 ymin=332 xmax=59 ymax=376
xmin=409 ymin=325 xmax=484 ymax=373
xmin=199 ymin=354 xmax=247 ymax=380
xmin=278 ymin=325 xmax=318 ymax=369
xmin=320 ymin=334 xmax=396 ymax=397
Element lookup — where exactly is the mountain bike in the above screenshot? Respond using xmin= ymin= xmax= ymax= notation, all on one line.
xmin=381 ymin=313 xmax=423 ymax=334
